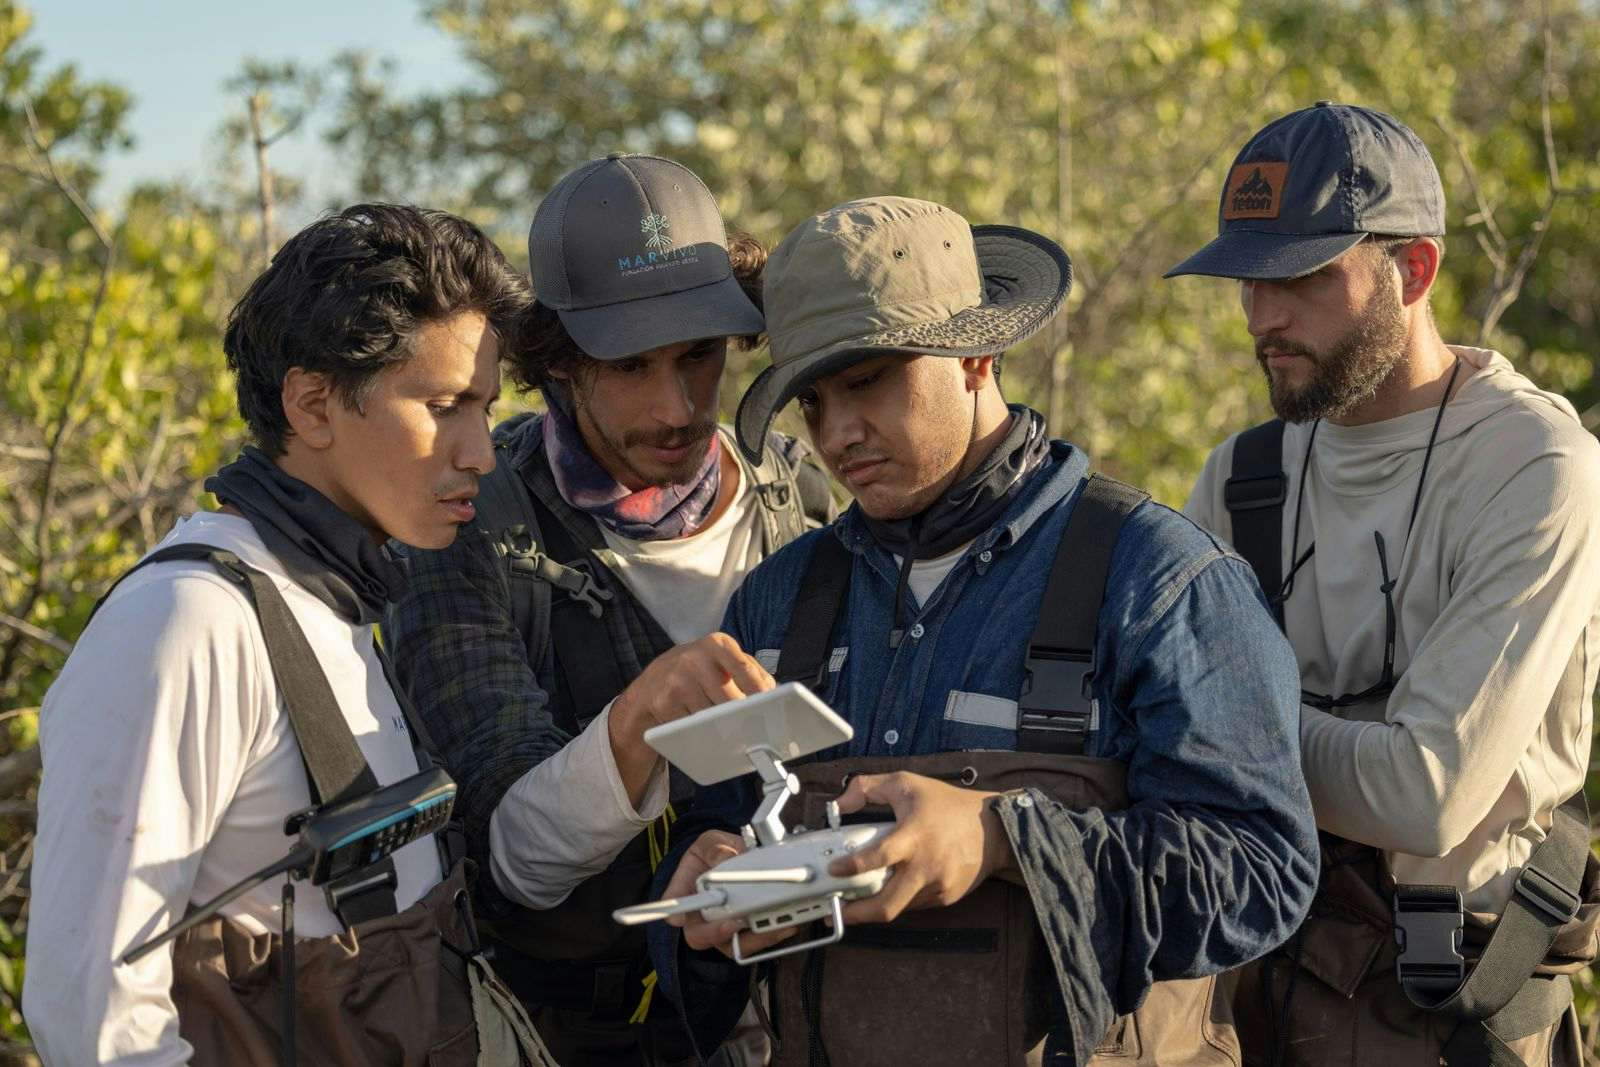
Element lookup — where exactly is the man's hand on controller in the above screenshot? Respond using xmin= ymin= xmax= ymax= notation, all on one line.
xmin=607 ymin=634 xmax=774 ymax=807
xmin=827 ymin=771 xmax=1016 ymax=924
xmin=666 ymin=830 xmax=798 ymax=960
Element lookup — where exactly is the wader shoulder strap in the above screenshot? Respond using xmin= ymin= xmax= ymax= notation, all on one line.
xmin=1017 ymin=474 xmax=1149 ymax=756
xmin=773 ymin=533 xmax=853 ymax=692
xmin=1223 ymin=419 xmax=1287 ymax=616
xmin=97 ymin=544 xmax=399 ymax=924
xmin=1396 ymin=789 xmax=1591 ymax=1067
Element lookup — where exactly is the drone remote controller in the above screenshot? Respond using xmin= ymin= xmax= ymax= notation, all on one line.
xmin=612 ymin=684 xmax=896 ymax=965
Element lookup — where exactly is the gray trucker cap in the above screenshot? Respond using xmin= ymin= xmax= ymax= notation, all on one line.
xmin=528 ymin=153 xmax=764 ymax=359
xmin=1165 ymin=102 xmax=1445 ymax=281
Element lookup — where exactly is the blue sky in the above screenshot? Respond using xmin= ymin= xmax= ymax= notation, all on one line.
xmin=29 ymin=0 xmax=475 ymax=217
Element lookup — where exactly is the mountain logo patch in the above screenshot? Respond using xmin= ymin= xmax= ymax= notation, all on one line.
xmin=1224 ymin=162 xmax=1288 ymax=220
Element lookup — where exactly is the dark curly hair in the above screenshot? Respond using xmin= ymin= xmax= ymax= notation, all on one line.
xmin=507 ymin=230 xmax=767 ymax=394
xmin=224 ymin=203 xmax=532 ymax=455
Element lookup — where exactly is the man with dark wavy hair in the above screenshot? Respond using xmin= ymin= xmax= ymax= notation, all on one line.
xmin=25 ymin=205 xmax=548 ymax=1064
xmin=385 ymin=155 xmax=832 ymax=1065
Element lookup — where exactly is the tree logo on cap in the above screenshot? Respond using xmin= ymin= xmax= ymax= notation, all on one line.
xmin=1223 ymin=162 xmax=1289 ymax=220
xmin=641 ymin=212 xmax=673 ymax=252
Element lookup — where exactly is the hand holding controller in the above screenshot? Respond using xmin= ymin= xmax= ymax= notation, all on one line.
xmin=609 ymin=684 xmax=896 ymax=965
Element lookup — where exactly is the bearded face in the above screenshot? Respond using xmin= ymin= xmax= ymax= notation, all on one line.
xmin=1249 ymin=247 xmax=1411 ymax=424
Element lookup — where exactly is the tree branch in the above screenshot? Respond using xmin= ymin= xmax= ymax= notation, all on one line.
xmin=0 ymin=104 xmax=118 ymax=692
xmin=0 ymin=615 xmax=71 ymax=657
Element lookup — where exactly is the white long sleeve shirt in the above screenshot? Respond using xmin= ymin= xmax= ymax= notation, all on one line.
xmin=1186 ymin=347 xmax=1600 ymax=911
xmin=23 ymin=512 xmax=441 ymax=1065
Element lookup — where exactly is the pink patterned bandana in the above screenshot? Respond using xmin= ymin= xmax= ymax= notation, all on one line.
xmin=542 ymin=398 xmax=723 ymax=541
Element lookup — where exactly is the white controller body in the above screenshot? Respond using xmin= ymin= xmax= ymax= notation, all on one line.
xmin=613 ymin=815 xmax=896 ymax=964
xmin=609 ymin=687 xmax=899 ymax=964
xmin=698 ymin=822 xmax=894 ymax=926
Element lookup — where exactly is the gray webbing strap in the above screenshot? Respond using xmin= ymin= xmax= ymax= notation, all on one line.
xmin=1396 ymin=790 xmax=1589 ymax=1065
xmin=1017 ymin=474 xmax=1148 ymax=756
xmin=96 ymin=544 xmax=399 ymax=924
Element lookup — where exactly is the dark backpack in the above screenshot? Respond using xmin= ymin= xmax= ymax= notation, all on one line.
xmin=472 ymin=412 xmax=835 ymax=729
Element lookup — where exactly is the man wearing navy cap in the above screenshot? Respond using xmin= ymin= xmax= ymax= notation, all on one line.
xmin=1175 ymin=103 xmax=1600 ymax=1066
xmin=385 ymin=154 xmax=833 ymax=1065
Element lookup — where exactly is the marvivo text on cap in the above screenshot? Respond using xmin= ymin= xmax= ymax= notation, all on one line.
xmin=528 ymin=153 xmax=763 ymax=359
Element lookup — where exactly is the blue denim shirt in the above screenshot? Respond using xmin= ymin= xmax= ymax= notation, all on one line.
xmin=648 ymin=442 xmax=1318 ymax=1063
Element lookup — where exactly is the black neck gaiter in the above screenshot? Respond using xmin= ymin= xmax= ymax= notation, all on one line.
xmin=861 ymin=405 xmax=1052 ymax=561
xmin=204 ymin=447 xmax=407 ymax=626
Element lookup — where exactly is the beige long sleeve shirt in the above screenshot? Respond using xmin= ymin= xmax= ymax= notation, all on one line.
xmin=1186 ymin=347 xmax=1600 ymax=912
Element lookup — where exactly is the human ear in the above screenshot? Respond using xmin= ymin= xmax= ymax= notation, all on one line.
xmin=281 ymin=368 xmax=337 ymax=450
xmin=1397 ymin=238 xmax=1440 ymax=307
xmin=959 ymin=355 xmax=997 ymax=393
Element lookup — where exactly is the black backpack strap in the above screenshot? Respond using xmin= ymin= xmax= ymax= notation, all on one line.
xmin=527 ymin=492 xmax=630 ymax=725
xmin=1224 ymin=419 xmax=1287 ymax=614
xmin=1017 ymin=474 xmax=1149 ymax=756
xmin=773 ymin=533 xmax=853 ymax=693
xmin=472 ymin=430 xmax=557 ymax=669
xmin=99 ymin=544 xmax=398 ymax=924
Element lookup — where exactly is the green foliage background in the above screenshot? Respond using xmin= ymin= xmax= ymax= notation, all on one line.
xmin=1 ymin=0 xmax=1597 ymax=1057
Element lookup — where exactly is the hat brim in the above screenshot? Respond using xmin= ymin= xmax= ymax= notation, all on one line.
xmin=558 ymin=272 xmax=765 ymax=360
xmin=734 ymin=225 xmax=1071 ymax=463
xmin=1164 ymin=229 xmax=1368 ymax=281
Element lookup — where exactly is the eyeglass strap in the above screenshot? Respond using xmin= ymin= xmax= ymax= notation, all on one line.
xmin=1373 ymin=531 xmax=1397 ymax=681
xmin=1404 ymin=356 xmax=1464 ymax=545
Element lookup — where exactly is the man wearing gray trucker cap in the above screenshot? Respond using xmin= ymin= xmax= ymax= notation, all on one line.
xmin=647 ymin=195 xmax=1318 ymax=1065
xmin=1175 ymin=102 xmax=1600 ymax=1066
xmin=385 ymin=154 xmax=832 ymax=1065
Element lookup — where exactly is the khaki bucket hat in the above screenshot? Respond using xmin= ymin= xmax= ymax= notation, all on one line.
xmin=734 ymin=196 xmax=1071 ymax=462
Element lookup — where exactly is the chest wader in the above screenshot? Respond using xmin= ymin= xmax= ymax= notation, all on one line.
xmin=1224 ymin=420 xmax=1600 ymax=1067
xmin=761 ymin=475 xmax=1240 ymax=1067
xmin=467 ymin=419 xmax=827 ymax=1066
xmin=100 ymin=545 xmax=552 ymax=1066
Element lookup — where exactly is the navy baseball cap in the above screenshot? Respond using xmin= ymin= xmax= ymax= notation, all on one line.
xmin=1165 ymin=102 xmax=1445 ymax=281
xmin=528 ymin=153 xmax=764 ymax=359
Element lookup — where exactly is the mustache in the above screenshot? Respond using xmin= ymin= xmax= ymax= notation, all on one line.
xmin=1255 ymin=336 xmax=1319 ymax=363
xmin=623 ymin=420 xmax=717 ymax=451
xmin=435 ymin=479 xmax=479 ymax=501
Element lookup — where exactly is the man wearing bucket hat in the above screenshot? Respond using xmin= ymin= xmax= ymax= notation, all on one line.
xmin=645 ymin=196 xmax=1321 ymax=1065
xmin=384 ymin=154 xmax=833 ymax=1065
xmin=1174 ymin=103 xmax=1600 ymax=1066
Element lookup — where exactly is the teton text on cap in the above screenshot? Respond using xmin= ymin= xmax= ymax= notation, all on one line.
xmin=1223 ymin=162 xmax=1289 ymax=220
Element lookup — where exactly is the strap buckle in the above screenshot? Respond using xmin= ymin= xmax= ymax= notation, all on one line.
xmin=550 ymin=561 xmax=613 ymax=619
xmin=756 ymin=481 xmax=793 ymax=512
xmin=1393 ymin=884 xmax=1465 ymax=1000
xmin=1514 ymin=862 xmax=1582 ymax=926
xmin=496 ymin=526 xmax=614 ymax=619
xmin=1223 ymin=472 xmax=1288 ymax=512
xmin=1018 ymin=651 xmax=1095 ymax=752
xmin=323 ymin=863 xmax=398 ymax=918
